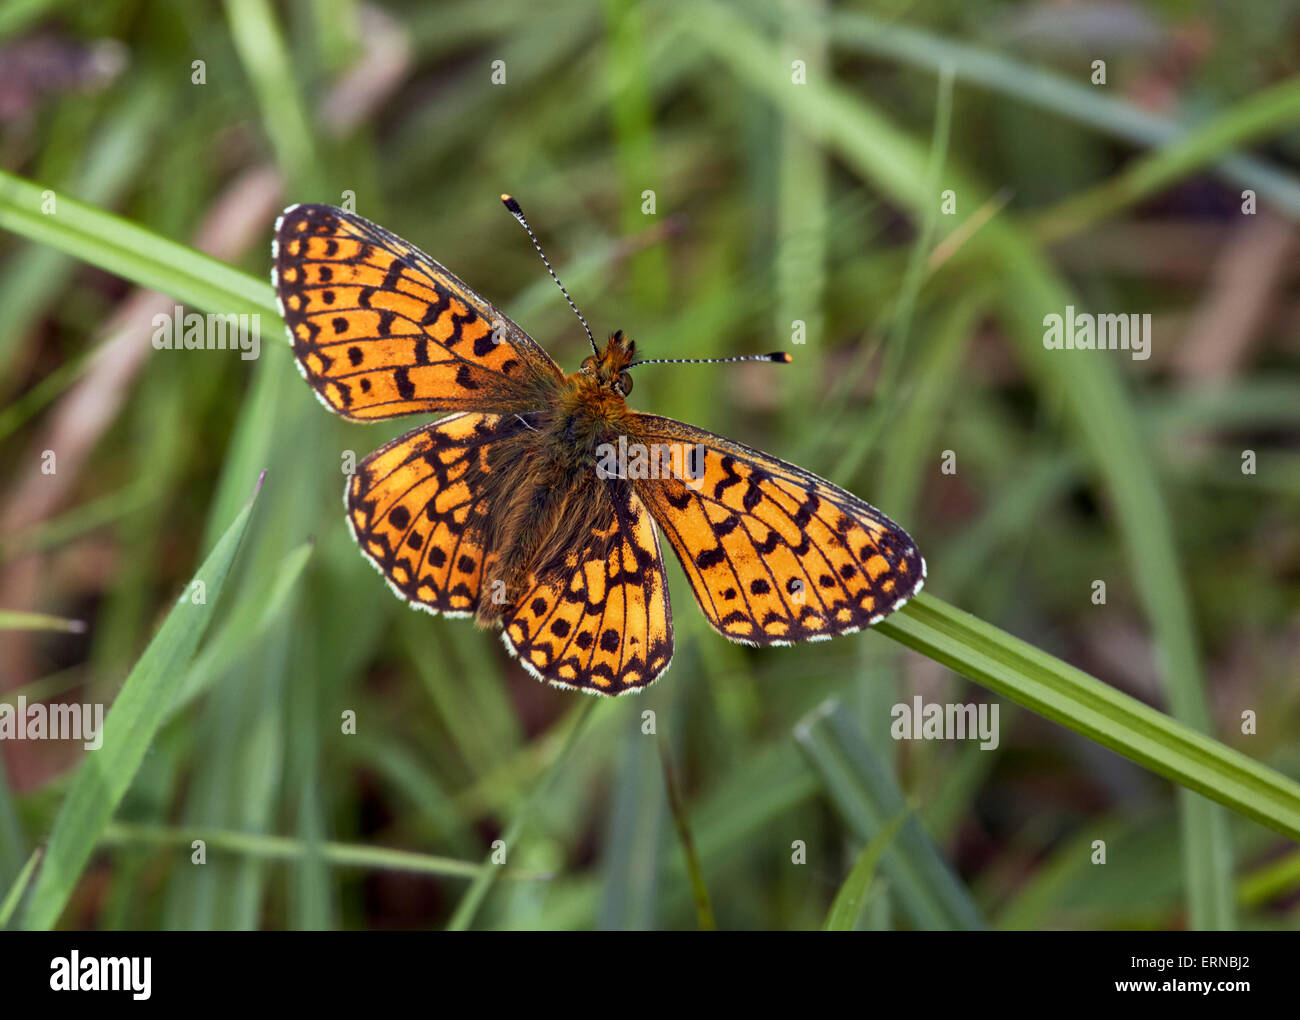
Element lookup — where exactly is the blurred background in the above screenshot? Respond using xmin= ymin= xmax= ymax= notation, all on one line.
xmin=0 ymin=0 xmax=1297 ymax=930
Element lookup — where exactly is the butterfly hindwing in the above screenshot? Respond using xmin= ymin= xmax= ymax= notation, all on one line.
xmin=629 ymin=414 xmax=925 ymax=646
xmin=501 ymin=482 xmax=673 ymax=695
xmin=273 ymin=204 xmax=561 ymax=420
xmin=346 ymin=411 xmax=527 ymax=616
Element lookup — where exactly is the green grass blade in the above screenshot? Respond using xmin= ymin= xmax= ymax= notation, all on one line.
xmin=830 ymin=64 xmax=954 ymax=480
xmin=0 ymin=80 xmax=169 ymax=383
xmin=773 ymin=0 xmax=829 ymax=427
xmin=0 ymin=848 xmax=41 ymax=929
xmin=446 ymin=702 xmax=595 ymax=931
xmin=21 ymin=473 xmax=265 ymax=930
xmin=658 ymin=736 xmax=715 ymax=931
xmin=0 ymin=168 xmax=274 ymax=319
xmin=0 ymin=347 xmax=93 ymax=444
xmin=1238 ymin=849 xmax=1300 ymax=909
xmin=0 ymin=753 xmax=27 ymax=893
xmin=168 ymin=539 xmax=314 ymax=719
xmin=0 ymin=610 xmax=86 ymax=633
xmin=597 ymin=704 xmax=667 ymax=930
xmin=993 ymin=821 xmax=1124 ymax=930
xmin=823 ymin=7 xmax=1300 ymax=216
xmin=879 ymin=595 xmax=1300 ymax=842
xmin=224 ymin=0 xmax=326 ymax=193
xmin=3 ymin=481 xmax=153 ymax=560
xmin=101 ymin=823 xmax=549 ymax=882
xmin=1036 ymin=74 xmax=1300 ymax=240
xmin=795 ymin=700 xmax=985 ymax=930
xmin=823 ymin=809 xmax=907 ymax=931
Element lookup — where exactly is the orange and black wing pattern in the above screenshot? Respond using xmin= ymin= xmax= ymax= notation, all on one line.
xmin=346 ymin=412 xmax=524 ymax=617
xmin=501 ymin=482 xmax=673 ymax=695
xmin=273 ymin=204 xmax=561 ymax=420
xmin=629 ymin=415 xmax=925 ymax=646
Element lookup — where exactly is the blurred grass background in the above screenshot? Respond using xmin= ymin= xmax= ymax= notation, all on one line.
xmin=0 ymin=0 xmax=1298 ymax=930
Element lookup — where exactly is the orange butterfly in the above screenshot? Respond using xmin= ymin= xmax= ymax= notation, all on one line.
xmin=272 ymin=199 xmax=925 ymax=695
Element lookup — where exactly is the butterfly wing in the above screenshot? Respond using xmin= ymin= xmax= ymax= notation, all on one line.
xmin=501 ymin=482 xmax=673 ymax=695
xmin=346 ymin=411 xmax=530 ymax=616
xmin=273 ymin=203 xmax=562 ymax=420
xmin=629 ymin=414 xmax=925 ymax=646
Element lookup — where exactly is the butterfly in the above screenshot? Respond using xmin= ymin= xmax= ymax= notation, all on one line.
xmin=271 ymin=199 xmax=925 ymax=696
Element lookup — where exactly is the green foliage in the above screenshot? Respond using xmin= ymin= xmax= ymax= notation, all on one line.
xmin=0 ymin=0 xmax=1296 ymax=931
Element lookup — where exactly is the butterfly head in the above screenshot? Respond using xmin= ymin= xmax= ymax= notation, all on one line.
xmin=581 ymin=329 xmax=637 ymax=396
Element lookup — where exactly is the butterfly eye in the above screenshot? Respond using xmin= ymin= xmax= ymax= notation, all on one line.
xmin=581 ymin=356 xmax=597 ymax=374
xmin=616 ymin=371 xmax=633 ymax=395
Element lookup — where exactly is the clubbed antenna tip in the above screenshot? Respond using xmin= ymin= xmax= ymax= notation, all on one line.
xmin=500 ymin=193 xmax=597 ymax=357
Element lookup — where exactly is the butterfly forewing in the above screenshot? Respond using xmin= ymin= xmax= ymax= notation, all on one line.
xmin=501 ymin=482 xmax=673 ymax=695
xmin=273 ymin=204 xmax=561 ymax=420
xmin=628 ymin=414 xmax=925 ymax=646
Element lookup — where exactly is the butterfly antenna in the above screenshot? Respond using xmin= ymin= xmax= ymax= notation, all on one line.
xmin=627 ymin=352 xmax=792 ymax=368
xmin=501 ymin=194 xmax=598 ymax=357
